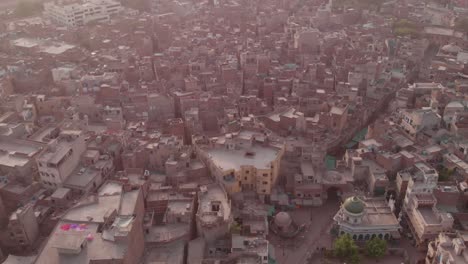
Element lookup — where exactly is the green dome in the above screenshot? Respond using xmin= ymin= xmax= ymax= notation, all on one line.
xmin=343 ymin=196 xmax=365 ymax=214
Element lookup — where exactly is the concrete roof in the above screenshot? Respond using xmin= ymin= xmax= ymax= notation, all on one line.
xmin=145 ymin=224 xmax=190 ymax=244
xmin=143 ymin=241 xmax=185 ymax=264
xmin=198 ymin=184 xmax=230 ymax=224
xmin=120 ymin=190 xmax=140 ymax=216
xmin=34 ymin=221 xmax=126 ymax=264
xmin=63 ymin=195 xmax=121 ymax=223
xmin=51 ymin=187 xmax=71 ymax=199
xmin=2 ymin=255 xmax=36 ymax=264
xmin=98 ymin=181 xmax=123 ymax=196
xmin=64 ymin=167 xmax=99 ymax=189
xmin=206 ymin=145 xmax=280 ymax=171
xmin=187 ymin=237 xmax=205 ymax=264
xmin=0 ymin=139 xmax=43 ymax=167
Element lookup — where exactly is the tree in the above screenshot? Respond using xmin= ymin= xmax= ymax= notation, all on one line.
xmin=365 ymin=237 xmax=387 ymax=259
xmin=438 ymin=167 xmax=454 ymax=182
xmin=333 ymin=234 xmax=360 ymax=263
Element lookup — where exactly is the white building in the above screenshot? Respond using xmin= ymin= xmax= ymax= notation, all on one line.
xmin=400 ymin=108 xmax=441 ymax=139
xmin=426 ymin=232 xmax=468 ymax=264
xmin=43 ymin=0 xmax=121 ymax=27
xmin=333 ymin=196 xmax=401 ymax=241
xmin=36 ymin=130 xmax=86 ymax=188
xmin=401 ymin=163 xmax=454 ymax=248
xmin=196 ymin=184 xmax=232 ymax=243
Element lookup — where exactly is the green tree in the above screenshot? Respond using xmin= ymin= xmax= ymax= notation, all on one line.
xmin=333 ymin=234 xmax=360 ymax=263
xmin=438 ymin=167 xmax=454 ymax=182
xmin=365 ymin=237 xmax=387 ymax=259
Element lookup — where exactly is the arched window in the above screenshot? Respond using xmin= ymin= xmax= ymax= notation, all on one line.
xmin=365 ymin=234 xmax=370 ymax=240
xmin=378 ymin=234 xmax=383 ymax=239
xmin=371 ymin=234 xmax=376 ymax=239
xmin=384 ymin=234 xmax=390 ymax=240
xmin=358 ymin=234 xmax=363 ymax=240
xmin=352 ymin=235 xmax=357 ymax=240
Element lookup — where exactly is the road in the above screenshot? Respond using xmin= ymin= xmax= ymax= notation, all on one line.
xmin=270 ymin=200 xmax=340 ymax=264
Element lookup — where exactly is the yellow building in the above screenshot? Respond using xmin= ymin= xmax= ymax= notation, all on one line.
xmin=194 ymin=130 xmax=284 ymax=197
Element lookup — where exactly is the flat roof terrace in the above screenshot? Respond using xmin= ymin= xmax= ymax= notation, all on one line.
xmin=206 ymin=145 xmax=280 ymax=171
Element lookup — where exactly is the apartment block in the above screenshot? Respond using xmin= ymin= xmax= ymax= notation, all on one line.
xmin=44 ymin=0 xmax=122 ymax=27
xmin=194 ymin=130 xmax=284 ymax=197
xmin=36 ymin=130 xmax=86 ymax=188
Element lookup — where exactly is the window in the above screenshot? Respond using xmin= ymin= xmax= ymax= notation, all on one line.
xmin=262 ymin=173 xmax=268 ymax=177
xmin=262 ymin=181 xmax=268 ymax=185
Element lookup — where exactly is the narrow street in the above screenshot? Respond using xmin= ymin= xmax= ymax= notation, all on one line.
xmin=270 ymin=200 xmax=340 ymax=264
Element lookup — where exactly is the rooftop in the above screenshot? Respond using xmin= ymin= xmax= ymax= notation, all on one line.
xmin=0 ymin=139 xmax=44 ymax=167
xmin=34 ymin=221 xmax=126 ymax=264
xmin=206 ymin=145 xmax=280 ymax=171
xmin=198 ymin=184 xmax=231 ymax=225
xmin=63 ymin=194 xmax=121 ymax=223
xmin=143 ymin=240 xmax=185 ymax=264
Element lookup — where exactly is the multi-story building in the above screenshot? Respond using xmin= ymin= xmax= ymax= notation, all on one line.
xmin=6 ymin=204 xmax=39 ymax=249
xmin=401 ymin=163 xmax=454 ymax=248
xmin=0 ymin=137 xmax=45 ymax=183
xmin=194 ymin=130 xmax=284 ymax=197
xmin=403 ymin=163 xmax=439 ymax=202
xmin=34 ymin=182 xmax=145 ymax=264
xmin=426 ymin=232 xmax=468 ymax=264
xmin=43 ymin=0 xmax=122 ymax=27
xmin=196 ymin=184 xmax=232 ymax=243
xmin=400 ymin=109 xmax=441 ymax=139
xmin=404 ymin=193 xmax=454 ymax=248
xmin=333 ymin=196 xmax=401 ymax=241
xmin=147 ymin=93 xmax=175 ymax=124
xmin=36 ymin=130 xmax=86 ymax=189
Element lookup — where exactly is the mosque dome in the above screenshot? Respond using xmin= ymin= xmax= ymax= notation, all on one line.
xmin=343 ymin=196 xmax=365 ymax=215
xmin=274 ymin=212 xmax=292 ymax=228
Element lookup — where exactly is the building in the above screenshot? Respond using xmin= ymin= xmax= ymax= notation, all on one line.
xmin=230 ymin=235 xmax=269 ymax=264
xmin=196 ymin=184 xmax=232 ymax=243
xmin=34 ymin=183 xmax=145 ymax=264
xmin=404 ymin=192 xmax=454 ymax=248
xmin=43 ymin=0 xmax=122 ymax=27
xmin=0 ymin=137 xmax=45 ymax=183
xmin=294 ymin=28 xmax=320 ymax=54
xmin=147 ymin=93 xmax=175 ymax=124
xmin=194 ymin=131 xmax=284 ymax=197
xmin=36 ymin=130 xmax=86 ymax=189
xmin=333 ymin=196 xmax=401 ymax=241
xmin=401 ymin=163 xmax=454 ymax=248
xmin=426 ymin=232 xmax=468 ymax=264
xmin=400 ymin=109 xmax=441 ymax=139
xmin=5 ymin=204 xmax=39 ymax=249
